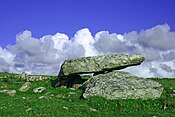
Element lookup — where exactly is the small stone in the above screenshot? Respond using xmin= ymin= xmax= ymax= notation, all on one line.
xmin=63 ymin=106 xmax=68 ymax=110
xmin=26 ymin=108 xmax=32 ymax=113
xmin=90 ymin=107 xmax=97 ymax=112
xmin=19 ymin=82 xmax=32 ymax=92
xmin=0 ymin=85 xmax=7 ymax=88
xmin=72 ymin=84 xmax=82 ymax=89
xmin=39 ymin=96 xmax=46 ymax=99
xmin=50 ymin=94 xmax=54 ymax=97
xmin=0 ymin=90 xmax=16 ymax=96
xmin=61 ymin=86 xmax=67 ymax=88
xmin=33 ymin=87 xmax=46 ymax=93
xmin=69 ymin=88 xmax=75 ymax=91
xmin=68 ymin=92 xmax=76 ymax=95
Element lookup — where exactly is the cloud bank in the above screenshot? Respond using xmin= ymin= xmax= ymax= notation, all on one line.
xmin=0 ymin=24 xmax=175 ymax=78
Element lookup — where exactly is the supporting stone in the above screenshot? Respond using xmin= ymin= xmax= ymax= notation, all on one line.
xmin=82 ymin=71 xmax=163 ymax=100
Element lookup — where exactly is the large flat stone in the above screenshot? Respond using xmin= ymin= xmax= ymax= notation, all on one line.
xmin=59 ymin=54 xmax=144 ymax=77
xmin=82 ymin=71 xmax=163 ymax=100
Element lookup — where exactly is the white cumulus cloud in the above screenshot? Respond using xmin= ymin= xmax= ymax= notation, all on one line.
xmin=138 ymin=24 xmax=175 ymax=50
xmin=0 ymin=24 xmax=175 ymax=78
xmin=0 ymin=47 xmax=15 ymax=72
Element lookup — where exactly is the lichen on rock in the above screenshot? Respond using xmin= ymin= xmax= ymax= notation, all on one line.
xmin=59 ymin=54 xmax=144 ymax=77
xmin=82 ymin=71 xmax=164 ymax=100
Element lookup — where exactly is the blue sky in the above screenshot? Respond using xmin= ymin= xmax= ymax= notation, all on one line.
xmin=0 ymin=0 xmax=175 ymax=77
xmin=0 ymin=0 xmax=175 ymax=47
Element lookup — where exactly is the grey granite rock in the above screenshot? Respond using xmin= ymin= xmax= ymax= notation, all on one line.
xmin=82 ymin=71 xmax=163 ymax=100
xmin=59 ymin=54 xmax=144 ymax=77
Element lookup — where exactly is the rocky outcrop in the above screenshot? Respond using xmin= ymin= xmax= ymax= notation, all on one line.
xmin=59 ymin=54 xmax=144 ymax=77
xmin=82 ymin=71 xmax=163 ymax=100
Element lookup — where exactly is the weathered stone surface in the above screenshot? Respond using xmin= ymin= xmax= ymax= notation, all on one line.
xmin=82 ymin=71 xmax=163 ymax=100
xmin=33 ymin=87 xmax=46 ymax=93
xmin=19 ymin=82 xmax=32 ymax=92
xmin=0 ymin=90 xmax=16 ymax=96
xmin=59 ymin=54 xmax=144 ymax=77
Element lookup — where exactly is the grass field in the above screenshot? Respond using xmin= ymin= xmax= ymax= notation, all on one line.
xmin=0 ymin=72 xmax=175 ymax=117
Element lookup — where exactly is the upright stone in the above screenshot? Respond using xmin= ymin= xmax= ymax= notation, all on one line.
xmin=59 ymin=54 xmax=144 ymax=77
xmin=82 ymin=71 xmax=163 ymax=100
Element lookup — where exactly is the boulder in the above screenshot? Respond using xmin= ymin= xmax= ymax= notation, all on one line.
xmin=19 ymin=82 xmax=32 ymax=92
xmin=0 ymin=90 xmax=16 ymax=96
xmin=59 ymin=54 xmax=144 ymax=77
xmin=82 ymin=71 xmax=163 ymax=100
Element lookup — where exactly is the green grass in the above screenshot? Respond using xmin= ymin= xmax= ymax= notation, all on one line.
xmin=0 ymin=72 xmax=175 ymax=117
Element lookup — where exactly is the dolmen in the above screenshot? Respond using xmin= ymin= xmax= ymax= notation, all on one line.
xmin=54 ymin=54 xmax=164 ymax=100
